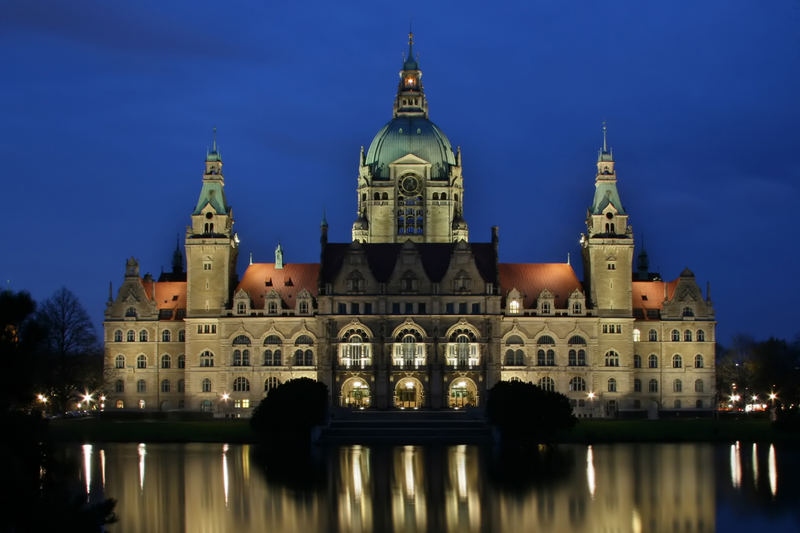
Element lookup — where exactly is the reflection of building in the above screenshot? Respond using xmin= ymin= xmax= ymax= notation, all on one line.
xmin=103 ymin=34 xmax=715 ymax=416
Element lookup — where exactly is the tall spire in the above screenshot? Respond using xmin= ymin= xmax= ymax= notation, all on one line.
xmin=206 ymin=126 xmax=221 ymax=162
xmin=598 ymin=121 xmax=613 ymax=162
xmin=171 ymin=235 xmax=183 ymax=273
xmin=394 ymin=33 xmax=427 ymax=118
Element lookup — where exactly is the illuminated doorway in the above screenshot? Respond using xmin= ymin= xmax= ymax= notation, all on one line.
xmin=341 ymin=378 xmax=371 ymax=409
xmin=449 ymin=378 xmax=478 ymax=408
xmin=395 ymin=378 xmax=424 ymax=409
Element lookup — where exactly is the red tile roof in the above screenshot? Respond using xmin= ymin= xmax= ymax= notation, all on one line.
xmin=498 ymin=263 xmax=583 ymax=308
xmin=236 ymin=263 xmax=319 ymax=309
xmin=141 ymin=280 xmax=187 ymax=320
xmin=632 ymin=280 xmax=679 ymax=318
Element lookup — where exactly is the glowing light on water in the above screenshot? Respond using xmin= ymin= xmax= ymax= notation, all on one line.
xmin=730 ymin=441 xmax=741 ymax=489
xmin=138 ymin=443 xmax=146 ymax=491
xmin=222 ymin=444 xmax=229 ymax=507
xmin=632 ymin=509 xmax=642 ymax=533
xmin=82 ymin=444 xmax=92 ymax=496
xmin=352 ymin=446 xmax=363 ymax=499
xmin=751 ymin=443 xmax=758 ymax=488
xmin=586 ymin=445 xmax=596 ymax=499
xmin=456 ymin=445 xmax=467 ymax=500
xmin=404 ymin=446 xmax=415 ymax=498
xmin=768 ymin=444 xmax=777 ymax=497
xmin=100 ymin=448 xmax=106 ymax=489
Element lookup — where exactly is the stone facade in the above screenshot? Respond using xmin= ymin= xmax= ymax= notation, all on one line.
xmin=103 ymin=35 xmax=716 ymax=417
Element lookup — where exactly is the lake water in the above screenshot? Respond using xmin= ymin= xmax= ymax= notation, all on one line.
xmin=69 ymin=441 xmax=799 ymax=532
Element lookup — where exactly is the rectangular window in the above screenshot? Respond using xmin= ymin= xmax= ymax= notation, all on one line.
xmin=405 ymin=303 xmax=413 ymax=314
xmin=351 ymin=302 xmax=360 ymax=314
xmin=338 ymin=303 xmax=347 ymax=314
xmin=364 ymin=303 xmax=372 ymax=314
xmin=417 ymin=302 xmax=426 ymax=314
xmin=472 ymin=303 xmax=481 ymax=314
xmin=392 ymin=302 xmax=401 ymax=314
xmin=458 ymin=302 xmax=467 ymax=314
xmin=446 ymin=303 xmax=454 ymax=314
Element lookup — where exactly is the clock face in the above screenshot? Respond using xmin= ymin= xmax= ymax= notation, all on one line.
xmin=401 ymin=176 xmax=419 ymax=194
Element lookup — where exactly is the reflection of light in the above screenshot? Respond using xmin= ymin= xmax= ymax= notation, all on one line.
xmin=352 ymin=446 xmax=363 ymax=499
xmin=632 ymin=509 xmax=642 ymax=533
xmin=242 ymin=444 xmax=250 ymax=484
xmin=100 ymin=448 xmax=106 ymax=489
xmin=768 ymin=444 xmax=777 ymax=497
xmin=222 ymin=444 xmax=229 ymax=507
xmin=82 ymin=444 xmax=92 ymax=496
xmin=138 ymin=443 xmax=146 ymax=491
xmin=456 ymin=445 xmax=467 ymax=500
xmin=404 ymin=446 xmax=415 ymax=499
xmin=586 ymin=445 xmax=596 ymax=499
xmin=730 ymin=441 xmax=741 ymax=489
xmin=752 ymin=443 xmax=758 ymax=488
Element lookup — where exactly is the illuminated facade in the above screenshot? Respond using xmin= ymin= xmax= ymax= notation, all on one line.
xmin=103 ymin=34 xmax=716 ymax=416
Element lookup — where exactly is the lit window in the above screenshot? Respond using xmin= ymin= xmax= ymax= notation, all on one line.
xmin=509 ymin=300 xmax=520 ymax=314
xmin=633 ymin=329 xmax=641 ymax=342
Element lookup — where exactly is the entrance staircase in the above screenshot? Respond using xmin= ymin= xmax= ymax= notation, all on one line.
xmin=318 ymin=408 xmax=493 ymax=444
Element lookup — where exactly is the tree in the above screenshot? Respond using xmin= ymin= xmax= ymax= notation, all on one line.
xmin=486 ymin=380 xmax=577 ymax=445
xmin=251 ymin=378 xmax=328 ymax=443
xmin=0 ymin=290 xmax=41 ymax=410
xmin=36 ymin=287 xmax=100 ymax=412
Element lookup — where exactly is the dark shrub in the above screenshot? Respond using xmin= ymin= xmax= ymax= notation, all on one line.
xmin=487 ymin=380 xmax=576 ymax=443
xmin=250 ymin=378 xmax=328 ymax=442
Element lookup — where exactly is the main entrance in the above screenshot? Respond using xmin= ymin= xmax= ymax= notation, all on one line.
xmin=448 ymin=378 xmax=478 ymax=408
xmin=394 ymin=378 xmax=424 ymax=409
xmin=341 ymin=378 xmax=371 ymax=409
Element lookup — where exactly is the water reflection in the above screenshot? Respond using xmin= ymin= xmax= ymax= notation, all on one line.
xmin=71 ymin=442 xmax=800 ymax=532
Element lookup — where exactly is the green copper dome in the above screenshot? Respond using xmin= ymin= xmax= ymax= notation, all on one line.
xmin=365 ymin=117 xmax=456 ymax=180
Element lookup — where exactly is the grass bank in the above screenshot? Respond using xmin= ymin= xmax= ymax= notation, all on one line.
xmin=46 ymin=416 xmax=799 ymax=444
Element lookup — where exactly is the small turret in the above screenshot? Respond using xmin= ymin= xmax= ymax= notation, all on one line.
xmin=275 ymin=243 xmax=284 ymax=269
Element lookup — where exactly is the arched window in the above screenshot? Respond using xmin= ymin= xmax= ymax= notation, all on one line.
xmin=673 ymin=354 xmax=682 ymax=368
xmin=136 ymin=354 xmax=147 ymax=369
xmin=608 ymin=378 xmax=617 ymax=392
xmin=504 ymin=349 xmax=514 ymax=365
xmin=114 ymin=330 xmax=123 ymax=342
xmin=233 ymin=349 xmax=250 ymax=366
xmin=202 ymin=378 xmax=212 ymax=393
xmin=161 ymin=379 xmax=170 ymax=393
xmin=161 ymin=354 xmax=171 ymax=369
xmin=633 ymin=354 xmax=642 ymax=368
xmin=568 ymin=336 xmax=586 ymax=345
xmin=137 ymin=379 xmax=146 ymax=393
xmin=671 ymin=330 xmax=680 ymax=342
xmin=264 ymin=335 xmax=282 ymax=345
xmin=682 ymin=307 xmax=694 ymax=317
xmin=694 ymin=354 xmax=704 ymax=368
xmin=162 ymin=330 xmax=171 ymax=342
xmin=178 ymin=330 xmax=185 ymax=342
xmin=373 ymin=192 xmax=380 ymax=200
xmin=178 ymin=379 xmax=185 ymax=393
xmin=569 ymin=349 xmax=586 ymax=366
xmin=648 ymin=354 xmax=658 ymax=368
xmin=232 ymin=335 xmax=251 ymax=346
xmin=508 ymin=300 xmax=520 ymax=314
xmin=604 ymin=351 xmax=619 ymax=367
xmin=127 ymin=330 xmax=135 ymax=342
xmin=537 ymin=349 xmax=555 ymax=366
xmin=648 ymin=379 xmax=658 ymax=393
xmin=177 ymin=354 xmax=185 ymax=368
xmin=441 ymin=192 xmax=447 ymax=200
xmin=697 ymin=330 xmax=705 ymax=342
xmin=633 ymin=329 xmax=641 ymax=342
xmin=539 ymin=377 xmax=555 ymax=392
xmin=505 ymin=335 xmax=524 ymax=345
xmin=537 ymin=335 xmax=555 ymax=345
xmin=634 ymin=379 xmax=642 ymax=392
xmin=514 ymin=349 xmax=524 ymax=365
xmin=674 ymin=379 xmax=682 ymax=393
xmin=265 ymin=377 xmax=280 ymax=394
xmin=577 ymin=349 xmax=586 ymax=366
xmin=295 ymin=335 xmax=314 ymax=346
xmin=139 ymin=330 xmax=148 ymax=342
xmin=447 ymin=329 xmax=478 ymax=368
xmin=684 ymin=330 xmax=692 ymax=342
xmin=115 ymin=354 xmax=125 ymax=368
xmin=456 ymin=334 xmax=471 ymax=366
xmin=200 ymin=350 xmax=214 ymax=367
xmin=295 ymin=349 xmax=314 ymax=366
xmin=115 ymin=380 xmax=124 ymax=393
xmin=233 ymin=377 xmax=250 ymax=392
xmin=648 ymin=329 xmax=658 ymax=342
xmin=263 ymin=349 xmax=282 ymax=366
xmin=694 ymin=379 xmax=704 ymax=393
xmin=569 ymin=377 xmax=586 ymax=392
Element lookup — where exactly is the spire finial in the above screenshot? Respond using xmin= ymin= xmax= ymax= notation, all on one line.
xmin=602 ymin=121 xmax=608 ymax=153
xmin=212 ymin=126 xmax=217 ymax=152
xmin=249 ymin=251 xmax=253 ymax=265
xmin=567 ymin=252 xmax=571 ymax=265
xmin=321 ymin=208 xmax=328 ymax=227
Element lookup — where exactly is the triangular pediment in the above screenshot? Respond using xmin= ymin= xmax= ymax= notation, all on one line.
xmin=389 ymin=153 xmax=431 ymax=166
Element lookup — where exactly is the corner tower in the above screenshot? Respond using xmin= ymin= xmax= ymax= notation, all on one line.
xmin=581 ymin=124 xmax=634 ymax=316
xmin=353 ymin=33 xmax=468 ymax=244
xmin=185 ymin=130 xmax=239 ymax=316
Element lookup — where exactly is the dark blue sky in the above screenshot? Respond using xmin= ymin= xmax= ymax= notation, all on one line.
xmin=3 ymin=1 xmax=799 ymax=346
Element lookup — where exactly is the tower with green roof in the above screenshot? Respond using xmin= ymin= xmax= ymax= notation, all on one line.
xmin=581 ymin=124 xmax=635 ymax=316
xmin=185 ymin=129 xmax=239 ymax=316
xmin=353 ymin=33 xmax=467 ymax=243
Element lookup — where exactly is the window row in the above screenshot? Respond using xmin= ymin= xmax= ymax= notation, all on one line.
xmin=230 ymin=334 xmax=314 ymax=347
xmin=197 ymin=349 xmax=314 ymax=368
xmin=635 ymin=328 xmax=707 ymax=342
xmin=113 ymin=329 xmax=186 ymax=343
xmin=533 ymin=377 xmax=705 ymax=394
xmin=633 ymin=354 xmax=705 ymax=369
xmin=115 ymin=354 xmax=187 ymax=369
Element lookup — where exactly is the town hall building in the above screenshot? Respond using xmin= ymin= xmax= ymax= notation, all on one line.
xmin=103 ymin=35 xmax=716 ymax=417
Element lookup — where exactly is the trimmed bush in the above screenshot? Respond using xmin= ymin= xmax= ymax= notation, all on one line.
xmin=250 ymin=378 xmax=328 ymax=442
xmin=487 ymin=380 xmax=576 ymax=443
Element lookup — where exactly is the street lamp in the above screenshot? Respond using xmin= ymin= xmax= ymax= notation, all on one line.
xmin=221 ymin=393 xmax=231 ymax=418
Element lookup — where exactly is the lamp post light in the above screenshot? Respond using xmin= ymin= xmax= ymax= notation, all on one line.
xmin=587 ymin=392 xmax=596 ymax=417
xmin=221 ymin=393 xmax=231 ymax=418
